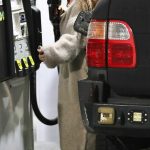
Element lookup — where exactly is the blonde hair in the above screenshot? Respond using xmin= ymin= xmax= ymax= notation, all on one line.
xmin=77 ymin=0 xmax=98 ymax=11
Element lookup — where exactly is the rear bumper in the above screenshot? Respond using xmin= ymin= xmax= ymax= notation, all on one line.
xmin=78 ymin=79 xmax=150 ymax=137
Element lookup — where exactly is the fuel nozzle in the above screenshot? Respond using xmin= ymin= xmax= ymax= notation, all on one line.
xmin=47 ymin=0 xmax=61 ymax=41
xmin=47 ymin=0 xmax=61 ymax=22
xmin=47 ymin=0 xmax=61 ymax=5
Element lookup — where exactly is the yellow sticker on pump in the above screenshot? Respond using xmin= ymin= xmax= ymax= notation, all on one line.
xmin=16 ymin=60 xmax=23 ymax=70
xmin=28 ymin=56 xmax=35 ymax=66
xmin=23 ymin=57 xmax=29 ymax=68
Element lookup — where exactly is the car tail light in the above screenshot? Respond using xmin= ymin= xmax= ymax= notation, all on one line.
xmin=86 ymin=20 xmax=136 ymax=68
xmin=86 ymin=21 xmax=106 ymax=68
xmin=108 ymin=20 xmax=136 ymax=68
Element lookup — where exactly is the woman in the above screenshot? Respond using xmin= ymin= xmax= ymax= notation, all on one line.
xmin=38 ymin=0 xmax=99 ymax=149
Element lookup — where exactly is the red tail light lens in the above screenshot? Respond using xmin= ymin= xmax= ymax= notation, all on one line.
xmin=86 ymin=20 xmax=136 ymax=68
xmin=108 ymin=21 xmax=136 ymax=68
xmin=87 ymin=21 xmax=106 ymax=68
xmin=87 ymin=39 xmax=105 ymax=67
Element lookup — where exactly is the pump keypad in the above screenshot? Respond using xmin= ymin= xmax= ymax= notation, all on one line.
xmin=12 ymin=5 xmax=35 ymax=77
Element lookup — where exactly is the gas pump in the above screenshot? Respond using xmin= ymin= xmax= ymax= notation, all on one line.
xmin=0 ymin=0 xmax=57 ymax=149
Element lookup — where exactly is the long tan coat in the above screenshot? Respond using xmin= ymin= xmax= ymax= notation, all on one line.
xmin=43 ymin=1 xmax=96 ymax=150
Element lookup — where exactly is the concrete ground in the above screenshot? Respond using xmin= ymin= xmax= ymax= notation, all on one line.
xmin=35 ymin=141 xmax=60 ymax=150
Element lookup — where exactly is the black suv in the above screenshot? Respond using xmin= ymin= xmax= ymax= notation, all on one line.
xmin=78 ymin=0 xmax=150 ymax=149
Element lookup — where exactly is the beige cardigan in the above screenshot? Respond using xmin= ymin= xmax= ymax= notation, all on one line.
xmin=43 ymin=1 xmax=96 ymax=150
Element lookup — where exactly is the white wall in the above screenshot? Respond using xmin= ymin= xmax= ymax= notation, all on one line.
xmin=34 ymin=0 xmax=62 ymax=149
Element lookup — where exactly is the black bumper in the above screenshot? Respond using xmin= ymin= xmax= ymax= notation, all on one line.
xmin=78 ymin=79 xmax=150 ymax=137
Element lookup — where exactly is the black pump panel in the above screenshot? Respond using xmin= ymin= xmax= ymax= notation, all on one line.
xmin=107 ymin=0 xmax=150 ymax=96
xmin=0 ymin=5 xmax=8 ymax=80
xmin=0 ymin=2 xmax=14 ymax=81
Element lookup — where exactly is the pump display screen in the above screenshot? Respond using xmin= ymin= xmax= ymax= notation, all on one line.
xmin=133 ymin=112 xmax=142 ymax=122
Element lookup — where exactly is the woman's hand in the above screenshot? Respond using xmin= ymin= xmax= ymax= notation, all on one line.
xmin=58 ymin=4 xmax=68 ymax=15
xmin=37 ymin=46 xmax=46 ymax=62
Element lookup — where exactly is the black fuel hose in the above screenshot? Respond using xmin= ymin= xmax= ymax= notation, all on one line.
xmin=30 ymin=72 xmax=58 ymax=125
xmin=22 ymin=0 xmax=58 ymax=125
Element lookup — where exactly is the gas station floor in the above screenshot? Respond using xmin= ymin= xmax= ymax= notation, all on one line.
xmin=35 ymin=141 xmax=60 ymax=150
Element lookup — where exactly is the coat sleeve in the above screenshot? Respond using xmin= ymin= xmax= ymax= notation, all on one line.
xmin=43 ymin=33 xmax=86 ymax=68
